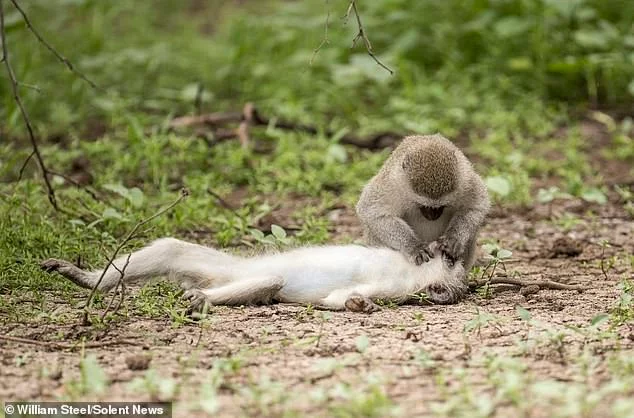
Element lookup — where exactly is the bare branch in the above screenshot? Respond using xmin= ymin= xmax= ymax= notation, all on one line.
xmin=1 ymin=0 xmax=59 ymax=210
xmin=100 ymin=255 xmax=130 ymax=321
xmin=310 ymin=0 xmax=331 ymax=65
xmin=170 ymin=104 xmax=403 ymax=150
xmin=471 ymin=276 xmax=584 ymax=292
xmin=46 ymin=169 xmax=102 ymax=202
xmin=16 ymin=150 xmax=35 ymax=182
xmin=347 ymin=0 xmax=393 ymax=74
xmin=82 ymin=188 xmax=190 ymax=325
xmin=0 ymin=335 xmax=139 ymax=350
xmin=9 ymin=0 xmax=99 ymax=90
xmin=17 ymin=81 xmax=40 ymax=92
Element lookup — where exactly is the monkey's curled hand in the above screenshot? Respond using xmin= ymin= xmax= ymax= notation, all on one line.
xmin=407 ymin=243 xmax=436 ymax=265
xmin=436 ymin=234 xmax=464 ymax=265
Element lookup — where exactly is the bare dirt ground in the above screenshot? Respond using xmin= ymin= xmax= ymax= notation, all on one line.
xmin=1 ymin=198 xmax=633 ymax=417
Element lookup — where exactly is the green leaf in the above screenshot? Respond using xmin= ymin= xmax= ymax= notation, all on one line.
xmin=516 ymin=306 xmax=531 ymax=321
xmin=507 ymin=57 xmax=533 ymax=71
xmin=581 ymin=188 xmax=607 ymax=204
xmin=590 ymin=313 xmax=609 ymax=326
xmin=80 ymin=355 xmax=108 ymax=395
xmin=485 ymin=176 xmax=512 ymax=197
xmin=355 ymin=335 xmax=369 ymax=353
xmin=271 ymin=224 xmax=287 ymax=240
xmin=102 ymin=208 xmax=124 ymax=220
xmin=497 ymin=249 xmax=513 ymax=259
xmin=481 ymin=243 xmax=499 ymax=256
xmin=493 ymin=17 xmax=533 ymax=38
xmin=103 ymin=183 xmax=130 ymax=198
xmin=127 ymin=187 xmax=145 ymax=208
xmin=574 ymin=30 xmax=610 ymax=49
xmin=69 ymin=219 xmax=86 ymax=227
xmin=250 ymin=229 xmax=265 ymax=241
xmin=327 ymin=143 xmax=348 ymax=163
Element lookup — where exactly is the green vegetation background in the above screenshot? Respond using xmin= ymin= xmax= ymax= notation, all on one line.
xmin=1 ymin=0 xmax=633 ymax=292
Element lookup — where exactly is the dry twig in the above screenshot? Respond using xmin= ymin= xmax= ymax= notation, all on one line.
xmin=8 ymin=0 xmax=99 ymax=90
xmin=345 ymin=0 xmax=393 ymax=74
xmin=1 ymin=0 xmax=59 ymax=210
xmin=0 ymin=335 xmax=139 ymax=350
xmin=471 ymin=276 xmax=584 ymax=292
xmin=310 ymin=0 xmax=331 ymax=65
xmin=82 ymin=188 xmax=190 ymax=324
xmin=168 ymin=104 xmax=402 ymax=150
xmin=3 ymin=0 xmax=102 ymax=211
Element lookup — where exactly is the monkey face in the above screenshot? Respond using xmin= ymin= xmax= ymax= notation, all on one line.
xmin=419 ymin=205 xmax=444 ymax=221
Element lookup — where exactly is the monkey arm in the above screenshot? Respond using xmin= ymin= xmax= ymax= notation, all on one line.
xmin=438 ymin=181 xmax=490 ymax=265
xmin=356 ymin=181 xmax=434 ymax=265
xmin=360 ymin=214 xmax=434 ymax=264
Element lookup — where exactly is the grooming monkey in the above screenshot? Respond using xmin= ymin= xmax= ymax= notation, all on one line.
xmin=41 ymin=238 xmax=465 ymax=312
xmin=357 ymin=134 xmax=489 ymax=285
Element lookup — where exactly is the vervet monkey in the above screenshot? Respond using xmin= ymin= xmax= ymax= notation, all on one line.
xmin=357 ymin=134 xmax=490 ymax=273
xmin=40 ymin=238 xmax=466 ymax=312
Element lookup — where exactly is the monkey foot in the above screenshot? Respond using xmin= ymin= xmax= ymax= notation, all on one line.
xmin=345 ymin=293 xmax=380 ymax=313
xmin=183 ymin=289 xmax=212 ymax=317
xmin=40 ymin=258 xmax=87 ymax=282
xmin=40 ymin=258 xmax=69 ymax=273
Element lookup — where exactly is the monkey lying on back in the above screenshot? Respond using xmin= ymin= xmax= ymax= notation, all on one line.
xmin=357 ymin=134 xmax=489 ymax=299
xmin=40 ymin=238 xmax=466 ymax=313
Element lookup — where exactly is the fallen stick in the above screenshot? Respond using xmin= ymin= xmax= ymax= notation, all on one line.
xmin=0 ymin=335 xmax=140 ymax=350
xmin=168 ymin=103 xmax=403 ymax=150
xmin=471 ymin=277 xmax=584 ymax=291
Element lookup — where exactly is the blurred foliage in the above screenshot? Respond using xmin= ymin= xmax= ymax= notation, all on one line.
xmin=0 ymin=0 xmax=632 ymax=290
xmin=0 ymin=0 xmax=632 ymax=138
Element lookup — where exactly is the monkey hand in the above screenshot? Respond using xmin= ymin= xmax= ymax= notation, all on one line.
xmin=436 ymin=234 xmax=464 ymax=265
xmin=407 ymin=243 xmax=435 ymax=265
xmin=183 ymin=289 xmax=212 ymax=318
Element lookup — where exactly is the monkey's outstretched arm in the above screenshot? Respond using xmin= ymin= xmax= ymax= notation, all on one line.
xmin=361 ymin=215 xmax=432 ymax=265
xmin=357 ymin=183 xmax=433 ymax=265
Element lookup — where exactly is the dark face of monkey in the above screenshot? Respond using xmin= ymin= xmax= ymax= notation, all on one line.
xmin=419 ymin=205 xmax=444 ymax=221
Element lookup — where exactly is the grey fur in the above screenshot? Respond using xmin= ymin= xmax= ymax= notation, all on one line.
xmin=356 ymin=134 xmax=490 ymax=299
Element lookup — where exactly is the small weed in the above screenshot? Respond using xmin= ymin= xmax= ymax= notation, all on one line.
xmin=65 ymin=354 xmax=109 ymax=399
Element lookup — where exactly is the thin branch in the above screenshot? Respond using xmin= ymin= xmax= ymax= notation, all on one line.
xmin=0 ymin=0 xmax=59 ymax=210
xmin=16 ymin=150 xmax=35 ymax=182
xmin=207 ymin=187 xmax=237 ymax=211
xmin=169 ymin=104 xmax=403 ymax=150
xmin=46 ymin=169 xmax=102 ymax=202
xmin=0 ymin=335 xmax=139 ymax=350
xmin=347 ymin=0 xmax=393 ymax=75
xmin=100 ymin=255 xmax=131 ymax=321
xmin=17 ymin=81 xmax=40 ymax=92
xmin=9 ymin=0 xmax=99 ymax=90
xmin=82 ymin=188 xmax=189 ymax=325
xmin=310 ymin=0 xmax=331 ymax=65
xmin=471 ymin=276 xmax=584 ymax=292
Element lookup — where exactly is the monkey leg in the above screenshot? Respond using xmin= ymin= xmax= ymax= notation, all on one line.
xmin=185 ymin=275 xmax=286 ymax=312
xmin=344 ymin=293 xmax=381 ymax=313
xmin=40 ymin=238 xmax=237 ymax=291
xmin=319 ymin=289 xmax=380 ymax=313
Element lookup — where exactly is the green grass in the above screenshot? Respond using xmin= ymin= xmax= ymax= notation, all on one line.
xmin=0 ymin=0 xmax=632 ymax=305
